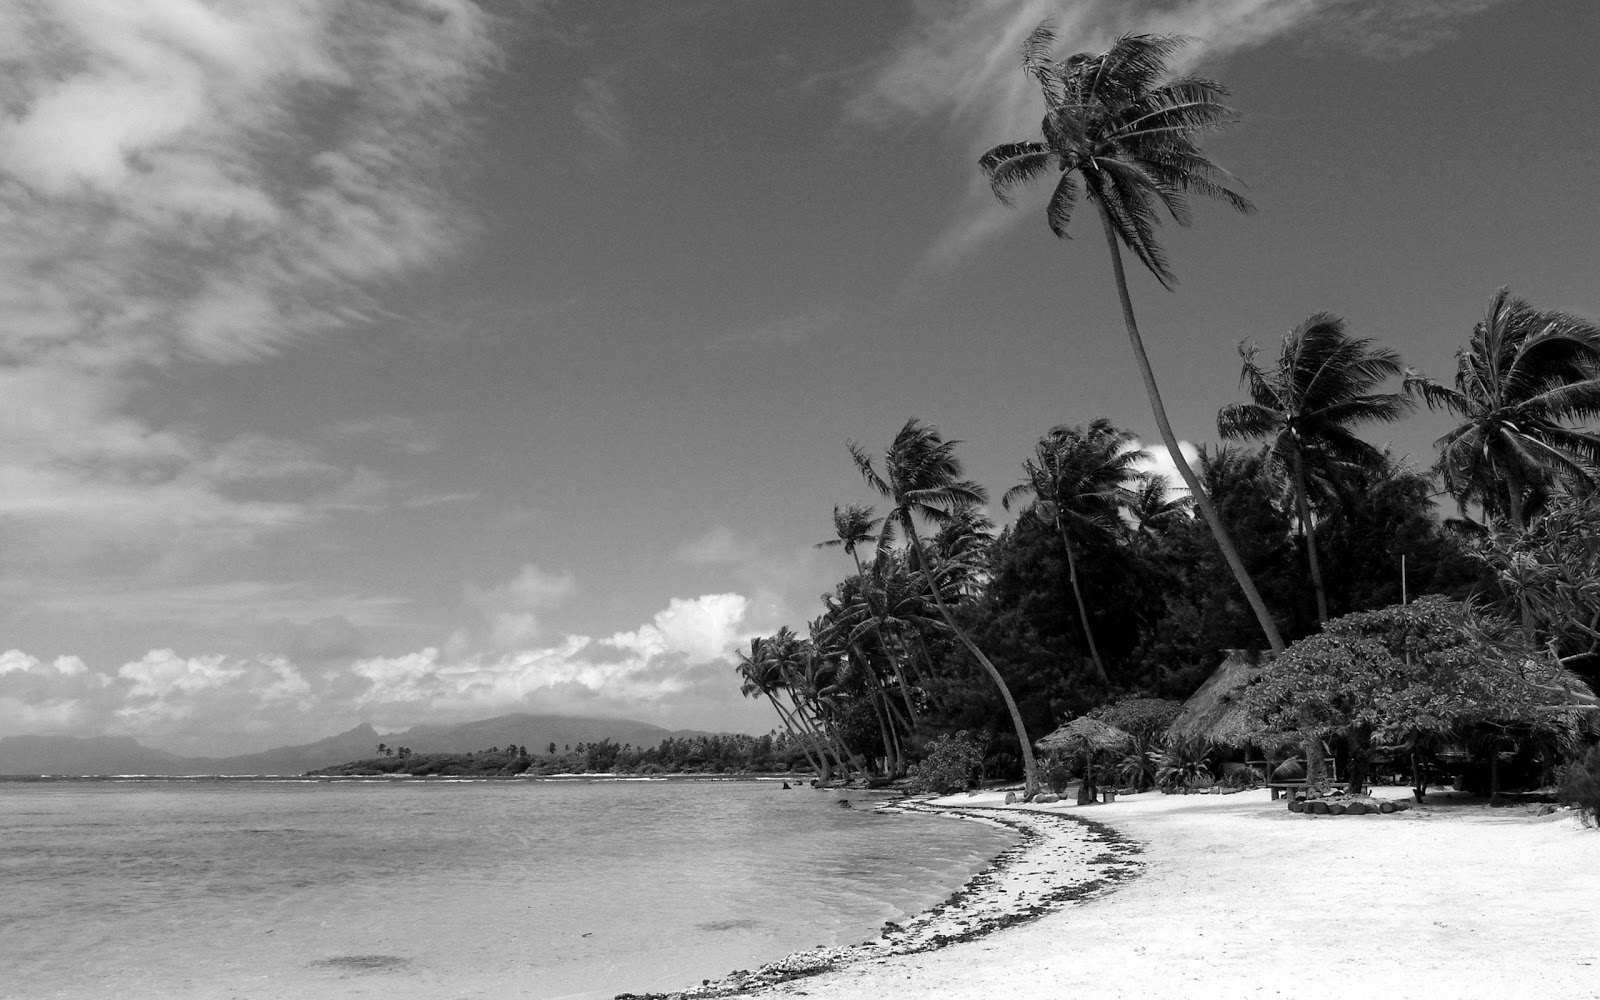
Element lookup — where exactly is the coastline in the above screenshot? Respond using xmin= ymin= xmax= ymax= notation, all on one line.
xmin=624 ymin=796 xmax=1144 ymax=1000
xmin=642 ymin=786 xmax=1600 ymax=1000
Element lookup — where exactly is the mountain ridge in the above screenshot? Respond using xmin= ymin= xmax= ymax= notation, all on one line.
xmin=0 ymin=713 xmax=718 ymax=776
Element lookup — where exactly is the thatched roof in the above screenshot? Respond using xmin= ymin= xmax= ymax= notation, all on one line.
xmin=1037 ymin=716 xmax=1134 ymax=754
xmin=1166 ymin=648 xmax=1287 ymax=748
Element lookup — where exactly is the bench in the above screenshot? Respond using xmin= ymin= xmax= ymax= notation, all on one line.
xmin=1268 ymin=780 xmax=1350 ymax=801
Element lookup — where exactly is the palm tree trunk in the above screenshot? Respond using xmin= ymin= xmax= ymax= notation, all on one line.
xmin=904 ymin=520 xmax=1039 ymax=797
xmin=1057 ymin=518 xmax=1111 ymax=686
xmin=765 ymin=691 xmax=824 ymax=777
xmin=851 ymin=550 xmax=923 ymax=729
xmin=1095 ymin=205 xmax=1286 ymax=654
xmin=867 ymin=683 xmax=897 ymax=775
xmin=784 ymin=685 xmax=847 ymax=780
xmin=1292 ymin=445 xmax=1330 ymax=623
xmin=1504 ymin=463 xmax=1538 ymax=644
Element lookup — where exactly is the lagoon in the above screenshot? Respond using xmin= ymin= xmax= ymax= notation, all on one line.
xmin=0 ymin=778 xmax=1016 ymax=1000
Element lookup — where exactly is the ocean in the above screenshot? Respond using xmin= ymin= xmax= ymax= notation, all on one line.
xmin=0 ymin=778 xmax=1018 ymax=1000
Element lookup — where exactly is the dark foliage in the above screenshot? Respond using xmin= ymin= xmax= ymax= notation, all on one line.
xmin=1559 ymin=745 xmax=1600 ymax=827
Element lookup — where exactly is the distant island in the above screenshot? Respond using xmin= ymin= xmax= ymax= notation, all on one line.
xmin=0 ymin=713 xmax=740 ymax=777
xmin=308 ymin=732 xmax=814 ymax=777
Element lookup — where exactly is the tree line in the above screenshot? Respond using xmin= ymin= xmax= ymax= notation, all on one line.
xmin=735 ymin=26 xmax=1600 ymax=798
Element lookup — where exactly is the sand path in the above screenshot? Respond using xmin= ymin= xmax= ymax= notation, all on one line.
xmin=739 ymin=787 xmax=1600 ymax=1000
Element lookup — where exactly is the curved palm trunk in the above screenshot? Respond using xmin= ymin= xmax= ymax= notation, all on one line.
xmin=1057 ymin=518 xmax=1111 ymax=686
xmin=1292 ymin=446 xmax=1330 ymax=623
xmin=764 ymin=691 xmax=825 ymax=777
xmin=851 ymin=551 xmax=923 ymax=730
xmin=783 ymin=683 xmax=848 ymax=780
xmin=904 ymin=520 xmax=1039 ymax=798
xmin=1095 ymin=205 xmax=1286 ymax=654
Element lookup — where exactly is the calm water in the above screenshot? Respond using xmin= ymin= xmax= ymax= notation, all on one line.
xmin=0 ymin=779 xmax=1016 ymax=1000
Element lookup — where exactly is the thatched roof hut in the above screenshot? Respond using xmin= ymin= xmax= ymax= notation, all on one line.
xmin=1037 ymin=716 xmax=1134 ymax=755
xmin=1165 ymin=648 xmax=1292 ymax=748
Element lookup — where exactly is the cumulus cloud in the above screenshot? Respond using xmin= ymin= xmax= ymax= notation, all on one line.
xmin=469 ymin=563 xmax=579 ymax=649
xmin=1127 ymin=439 xmax=1203 ymax=501
xmin=851 ymin=0 xmax=1507 ymax=274
xmin=0 ymin=588 xmax=756 ymax=755
xmin=0 ymin=0 xmax=498 ymax=557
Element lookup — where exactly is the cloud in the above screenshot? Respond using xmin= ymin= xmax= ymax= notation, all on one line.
xmin=0 ymin=588 xmax=758 ymax=755
xmin=469 ymin=563 xmax=578 ymax=648
xmin=705 ymin=305 xmax=844 ymax=350
xmin=324 ymin=415 xmax=442 ymax=456
xmin=850 ymin=0 xmax=1506 ymax=275
xmin=574 ymin=75 xmax=627 ymax=157
xmin=674 ymin=526 xmax=834 ymax=634
xmin=1127 ymin=439 xmax=1203 ymax=500
xmin=0 ymin=1 xmax=498 ymax=563
xmin=15 ymin=580 xmax=411 ymax=630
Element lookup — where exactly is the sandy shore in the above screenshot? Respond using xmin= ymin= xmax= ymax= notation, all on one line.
xmin=682 ymin=786 xmax=1599 ymax=1000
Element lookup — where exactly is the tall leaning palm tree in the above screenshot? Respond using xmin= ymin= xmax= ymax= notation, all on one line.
xmin=850 ymin=418 xmax=1040 ymax=798
xmin=1217 ymin=313 xmax=1410 ymax=623
xmin=980 ymin=27 xmax=1283 ymax=653
xmin=1002 ymin=419 xmax=1139 ymax=686
xmin=1404 ymin=288 xmax=1600 ymax=532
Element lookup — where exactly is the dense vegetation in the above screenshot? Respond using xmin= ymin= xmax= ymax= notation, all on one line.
xmin=734 ymin=27 xmax=1600 ymax=800
xmin=310 ymin=733 xmax=815 ymax=777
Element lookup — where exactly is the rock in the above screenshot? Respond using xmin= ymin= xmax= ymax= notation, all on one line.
xmin=1346 ymin=802 xmax=1369 ymax=816
xmin=1327 ymin=802 xmax=1347 ymax=816
xmin=1307 ymin=800 xmax=1330 ymax=815
xmin=1537 ymin=804 xmax=1558 ymax=816
xmin=1378 ymin=801 xmax=1397 ymax=814
xmin=1288 ymin=799 xmax=1306 ymax=813
xmin=1393 ymin=799 xmax=1411 ymax=811
xmin=1035 ymin=792 xmax=1059 ymax=804
xmin=1004 ymin=791 xmax=1018 ymax=804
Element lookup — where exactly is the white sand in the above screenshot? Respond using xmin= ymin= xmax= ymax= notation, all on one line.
xmin=721 ymin=788 xmax=1600 ymax=1000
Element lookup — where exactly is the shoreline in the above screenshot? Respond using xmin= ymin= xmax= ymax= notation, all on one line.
xmin=622 ymin=796 xmax=1145 ymax=1000
xmin=663 ymin=786 xmax=1600 ymax=1000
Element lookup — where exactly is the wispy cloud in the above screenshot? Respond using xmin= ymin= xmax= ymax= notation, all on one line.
xmin=574 ymin=75 xmax=628 ymax=158
xmin=705 ymin=304 xmax=845 ymax=350
xmin=850 ymin=0 xmax=1507 ymax=276
xmin=0 ymin=1 xmax=499 ymax=564
xmin=14 ymin=580 xmax=411 ymax=630
xmin=324 ymin=415 xmax=442 ymax=456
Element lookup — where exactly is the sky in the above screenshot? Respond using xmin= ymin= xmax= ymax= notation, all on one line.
xmin=1 ymin=0 xmax=1596 ymax=756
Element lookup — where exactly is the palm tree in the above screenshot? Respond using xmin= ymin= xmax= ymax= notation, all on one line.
xmin=1002 ymin=419 xmax=1141 ymax=686
xmin=816 ymin=504 xmax=923 ymax=730
xmin=850 ymin=418 xmax=1041 ymax=797
xmin=1404 ymin=288 xmax=1600 ymax=533
xmin=1217 ymin=313 xmax=1410 ymax=622
xmin=980 ymin=27 xmax=1283 ymax=653
xmin=735 ymin=637 xmax=828 ymax=779
xmin=1125 ymin=471 xmax=1192 ymax=548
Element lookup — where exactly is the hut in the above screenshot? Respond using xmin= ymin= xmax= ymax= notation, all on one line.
xmin=1166 ymin=649 xmax=1300 ymax=782
xmin=1037 ymin=716 xmax=1134 ymax=803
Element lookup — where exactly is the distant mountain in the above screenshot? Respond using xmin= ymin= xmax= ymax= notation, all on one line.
xmin=0 ymin=714 xmax=714 ymax=776
xmin=0 ymin=735 xmax=190 ymax=776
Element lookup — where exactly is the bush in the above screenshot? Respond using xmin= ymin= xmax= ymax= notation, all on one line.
xmin=909 ymin=731 xmax=985 ymax=795
xmin=1152 ymin=739 xmax=1213 ymax=790
xmin=1042 ymin=755 xmax=1074 ymax=795
xmin=1559 ymin=745 xmax=1600 ymax=827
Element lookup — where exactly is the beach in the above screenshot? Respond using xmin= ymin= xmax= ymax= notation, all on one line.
xmin=698 ymin=788 xmax=1600 ymax=1000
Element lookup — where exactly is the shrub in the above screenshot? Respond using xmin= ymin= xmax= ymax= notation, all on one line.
xmin=1152 ymin=739 xmax=1213 ymax=790
xmin=1559 ymin=745 xmax=1600 ymax=827
xmin=1042 ymin=755 xmax=1074 ymax=795
xmin=909 ymin=731 xmax=985 ymax=795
